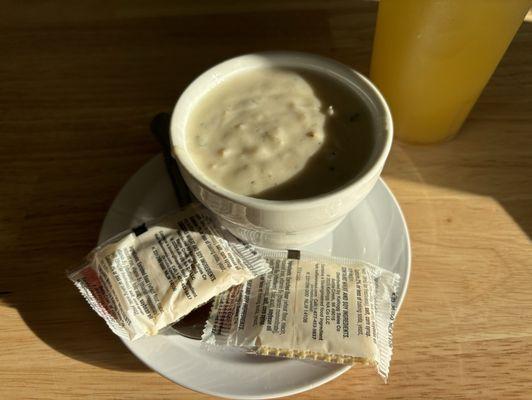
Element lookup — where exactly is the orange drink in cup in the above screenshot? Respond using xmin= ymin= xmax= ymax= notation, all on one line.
xmin=370 ymin=0 xmax=531 ymax=144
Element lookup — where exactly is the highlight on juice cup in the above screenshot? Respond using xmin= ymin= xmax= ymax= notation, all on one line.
xmin=370 ymin=0 xmax=531 ymax=144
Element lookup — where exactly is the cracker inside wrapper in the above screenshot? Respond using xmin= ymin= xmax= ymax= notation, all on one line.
xmin=202 ymin=249 xmax=399 ymax=381
xmin=68 ymin=204 xmax=270 ymax=341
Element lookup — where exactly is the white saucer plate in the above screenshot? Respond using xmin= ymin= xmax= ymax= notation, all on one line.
xmin=99 ymin=155 xmax=411 ymax=399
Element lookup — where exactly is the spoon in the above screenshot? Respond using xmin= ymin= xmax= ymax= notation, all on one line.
xmin=150 ymin=112 xmax=210 ymax=340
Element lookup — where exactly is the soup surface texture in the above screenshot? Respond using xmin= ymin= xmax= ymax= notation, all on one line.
xmin=186 ymin=68 xmax=374 ymax=200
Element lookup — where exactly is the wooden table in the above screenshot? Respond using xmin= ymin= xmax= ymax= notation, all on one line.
xmin=1 ymin=1 xmax=531 ymax=399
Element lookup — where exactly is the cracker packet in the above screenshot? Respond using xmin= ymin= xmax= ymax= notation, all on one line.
xmin=68 ymin=204 xmax=270 ymax=341
xmin=202 ymin=249 xmax=400 ymax=381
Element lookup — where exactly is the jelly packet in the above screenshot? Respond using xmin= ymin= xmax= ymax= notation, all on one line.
xmin=68 ymin=204 xmax=270 ymax=341
xmin=202 ymin=249 xmax=400 ymax=381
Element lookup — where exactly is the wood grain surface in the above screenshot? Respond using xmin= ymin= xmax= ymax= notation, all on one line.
xmin=1 ymin=1 xmax=531 ymax=399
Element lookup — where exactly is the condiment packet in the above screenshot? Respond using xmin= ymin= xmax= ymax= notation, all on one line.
xmin=68 ymin=204 xmax=270 ymax=341
xmin=202 ymin=249 xmax=400 ymax=381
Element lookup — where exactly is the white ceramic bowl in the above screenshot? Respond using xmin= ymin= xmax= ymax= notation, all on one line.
xmin=170 ymin=52 xmax=392 ymax=249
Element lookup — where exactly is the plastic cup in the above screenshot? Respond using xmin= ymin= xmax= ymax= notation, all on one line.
xmin=370 ymin=0 xmax=531 ymax=144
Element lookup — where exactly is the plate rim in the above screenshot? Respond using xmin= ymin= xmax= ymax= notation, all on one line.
xmin=99 ymin=154 xmax=411 ymax=399
xmin=379 ymin=177 xmax=411 ymax=313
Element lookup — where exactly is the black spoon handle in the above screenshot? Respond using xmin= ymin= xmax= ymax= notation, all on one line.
xmin=150 ymin=112 xmax=192 ymax=208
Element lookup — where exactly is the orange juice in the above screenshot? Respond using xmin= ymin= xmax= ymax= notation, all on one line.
xmin=370 ymin=0 xmax=531 ymax=144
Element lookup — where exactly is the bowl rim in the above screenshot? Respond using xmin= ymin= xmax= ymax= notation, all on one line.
xmin=170 ymin=51 xmax=393 ymax=211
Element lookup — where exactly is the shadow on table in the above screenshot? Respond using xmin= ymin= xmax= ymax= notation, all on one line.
xmin=0 ymin=3 xmax=376 ymax=371
xmin=384 ymin=90 xmax=532 ymax=239
xmin=1 ymin=252 xmax=150 ymax=372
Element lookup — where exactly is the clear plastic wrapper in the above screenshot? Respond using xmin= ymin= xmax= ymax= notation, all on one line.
xmin=68 ymin=204 xmax=270 ymax=341
xmin=202 ymin=249 xmax=399 ymax=381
